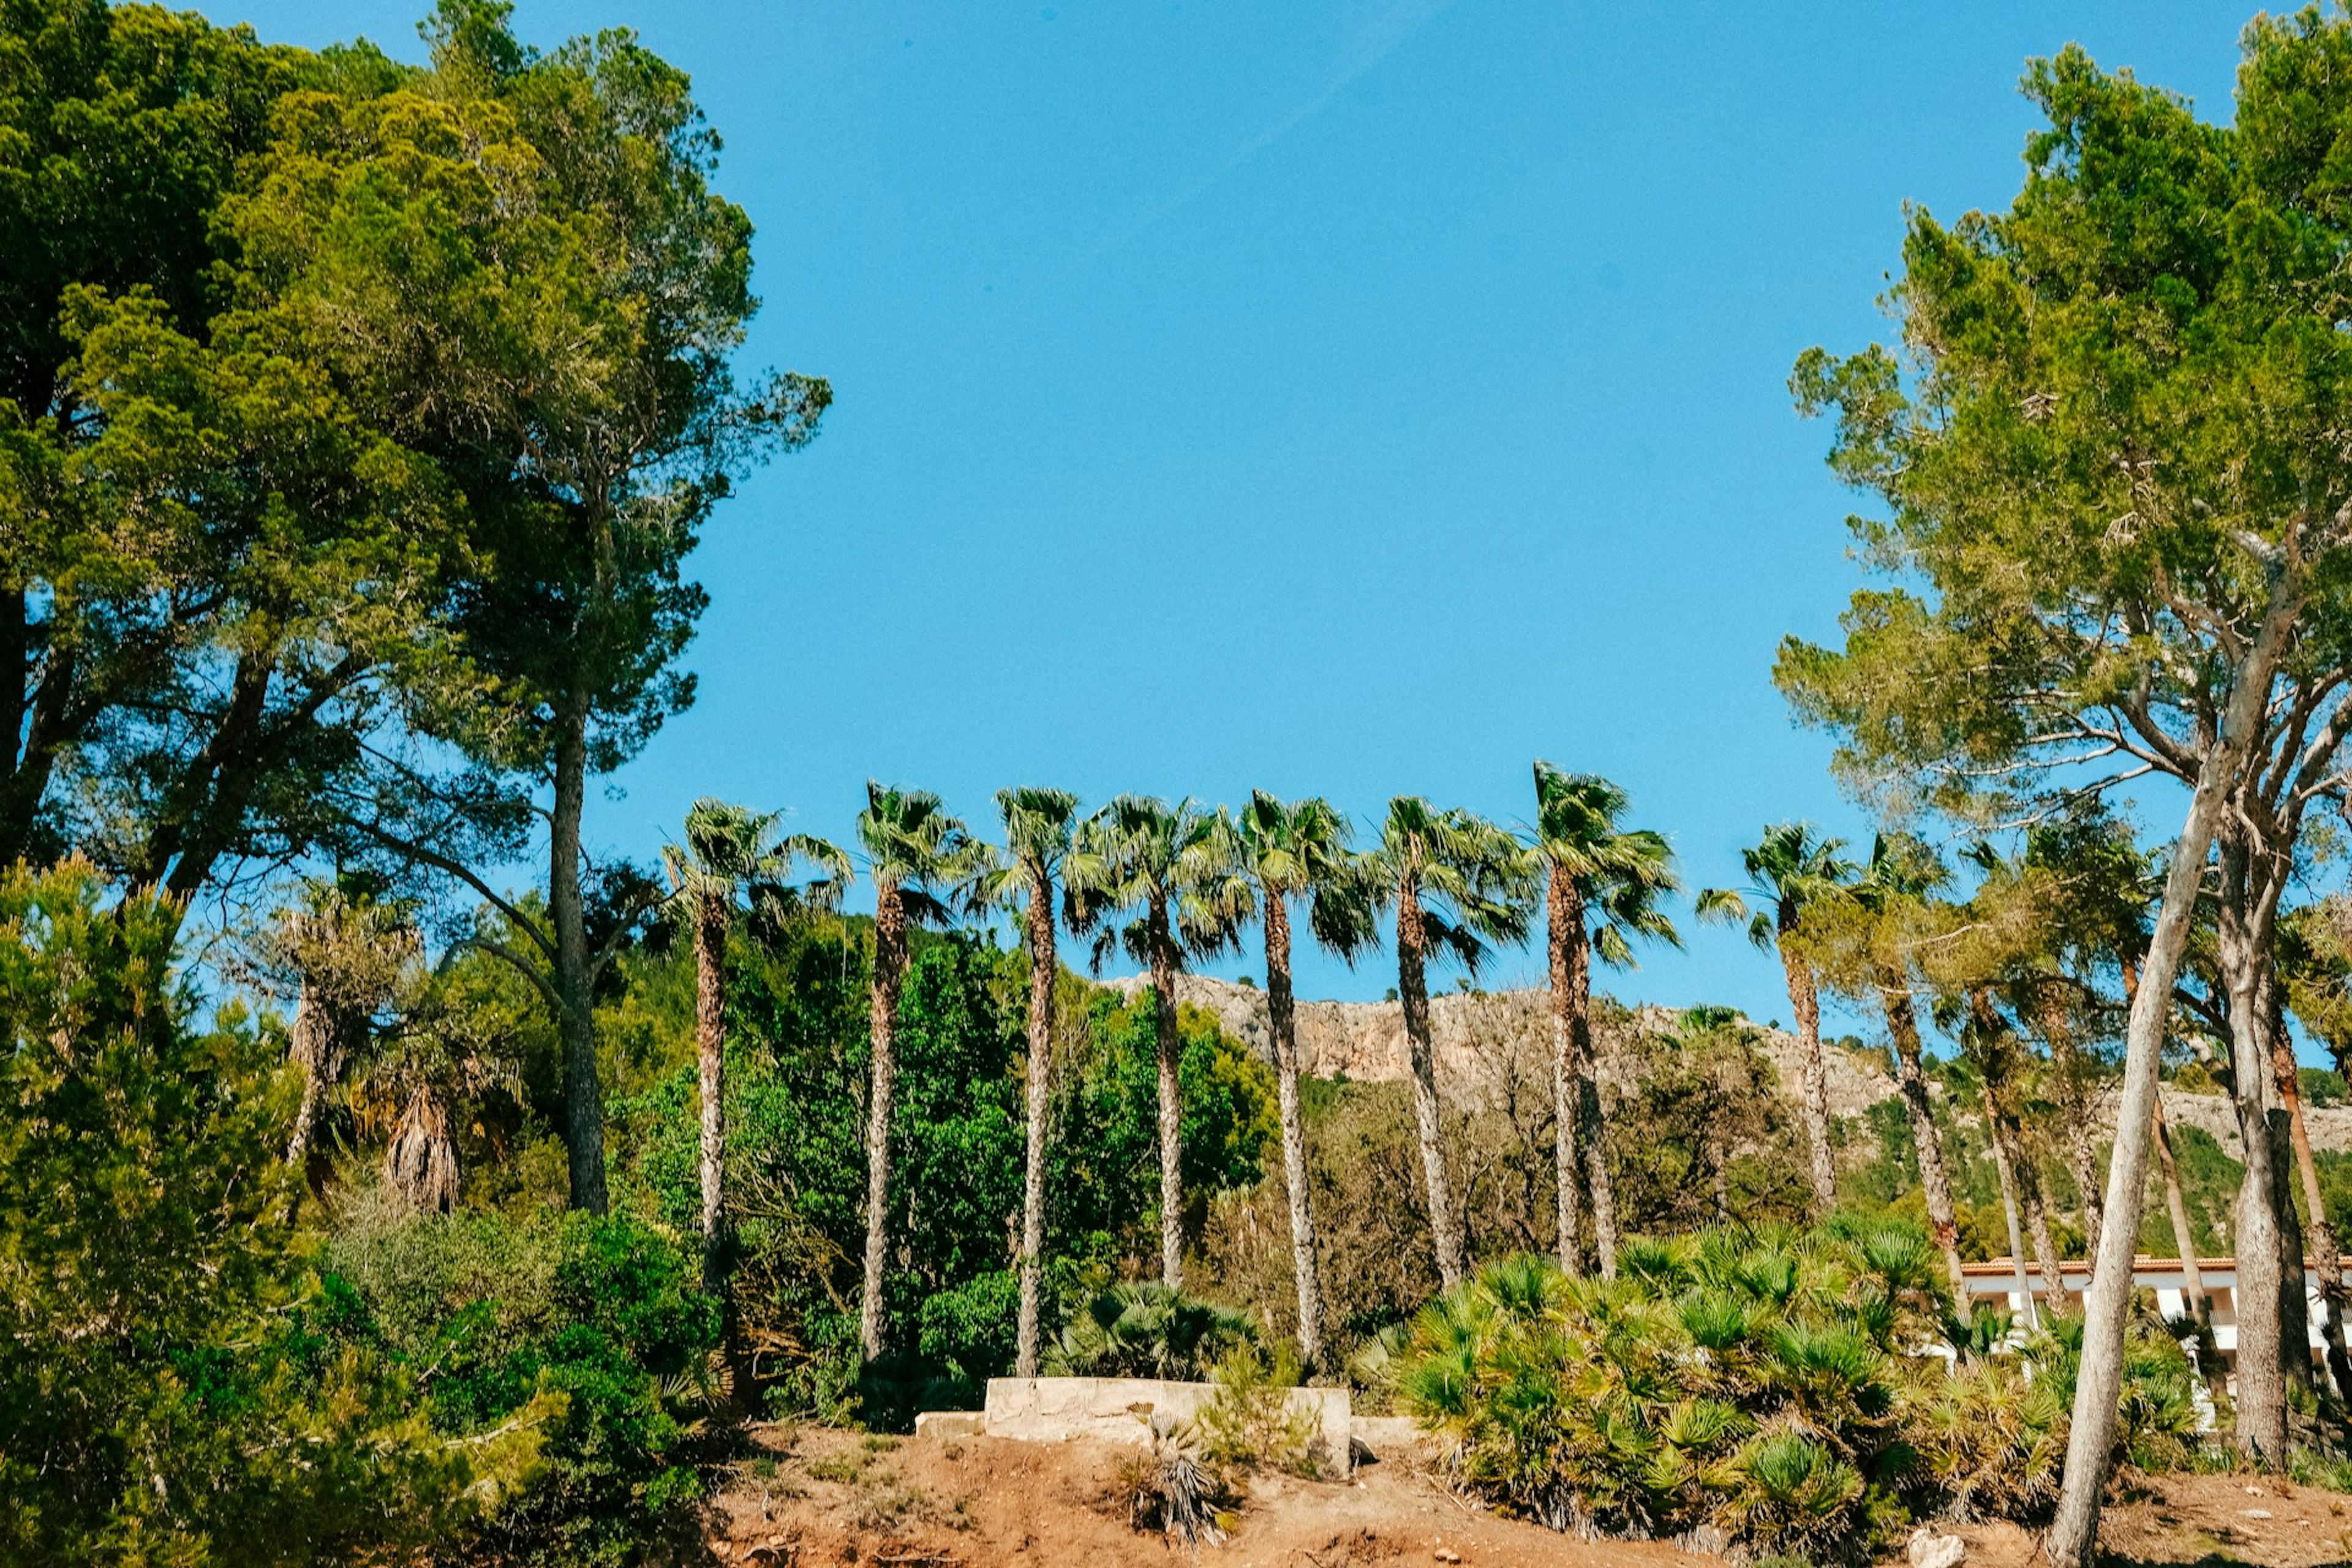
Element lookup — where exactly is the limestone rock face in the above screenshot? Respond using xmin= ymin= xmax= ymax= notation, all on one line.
xmin=1101 ymin=973 xmax=1894 ymax=1117
xmin=1103 ymin=972 xmax=2352 ymax=1156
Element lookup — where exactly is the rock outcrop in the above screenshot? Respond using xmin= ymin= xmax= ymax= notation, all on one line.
xmin=1106 ymin=972 xmax=2352 ymax=1157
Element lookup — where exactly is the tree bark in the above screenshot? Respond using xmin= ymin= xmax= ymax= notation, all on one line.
xmin=2218 ymin=831 xmax=2289 ymax=1461
xmin=1781 ymin=940 xmax=1838 ymax=1215
xmin=1982 ymin=1076 xmax=2041 ymax=1329
xmin=2048 ymin=578 xmax=2292 ymax=1568
xmin=282 ymin=984 xmax=339 ymax=1224
xmin=1016 ymin=863 xmax=1057 ymax=1379
xmin=2040 ymin=989 xmax=2105 ymax=1262
xmin=1580 ymin=1070 xmax=1621 ymax=1278
xmin=1972 ymin=994 xmax=2066 ymax=1310
xmin=1547 ymin=865 xmax=1587 ymax=1277
xmin=1885 ymin=980 xmax=1966 ymax=1299
xmin=550 ymin=692 xmax=606 ymax=1215
xmin=2274 ymin=1016 xmax=2352 ymax=1401
xmin=694 ymin=892 xmax=729 ymax=1290
xmin=2155 ymin=1089 xmax=2231 ymax=1410
xmin=1398 ymin=875 xmax=1466 ymax=1291
xmin=1265 ymin=894 xmax=1330 ymax=1374
xmin=1148 ymin=892 xmax=1186 ymax=1290
xmin=862 ymin=879 xmax=907 ymax=1360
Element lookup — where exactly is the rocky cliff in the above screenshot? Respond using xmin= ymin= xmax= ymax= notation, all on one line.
xmin=1104 ymin=972 xmax=2352 ymax=1158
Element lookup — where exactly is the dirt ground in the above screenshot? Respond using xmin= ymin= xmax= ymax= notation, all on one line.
xmin=704 ymin=1425 xmax=2352 ymax=1567
xmin=1945 ymin=1472 xmax=2352 ymax=1567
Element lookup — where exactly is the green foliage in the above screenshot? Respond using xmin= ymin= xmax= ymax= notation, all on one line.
xmin=1395 ymin=1225 xmax=2198 ymax=1560
xmin=1045 ymin=1283 xmax=1259 ymax=1381
xmin=1187 ymin=1344 xmax=1322 ymax=1480
xmin=322 ymin=1206 xmax=720 ymax=1567
xmin=0 ymin=864 xmax=495 ymax=1566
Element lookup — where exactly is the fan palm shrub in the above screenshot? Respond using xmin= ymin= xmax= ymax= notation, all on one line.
xmin=1392 ymin=1222 xmax=2211 ymax=1561
xmin=1045 ymin=1282 xmax=1259 ymax=1381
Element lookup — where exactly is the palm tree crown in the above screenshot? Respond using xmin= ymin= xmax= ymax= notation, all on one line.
xmin=665 ymin=798 xmax=850 ymax=921
xmin=1529 ymin=762 xmax=1683 ymax=964
xmin=855 ymin=782 xmax=986 ymax=915
xmin=1705 ymin=821 xmax=1857 ymax=945
xmin=1368 ymin=795 xmax=1535 ymax=965
xmin=1065 ymin=794 xmax=1237 ymax=968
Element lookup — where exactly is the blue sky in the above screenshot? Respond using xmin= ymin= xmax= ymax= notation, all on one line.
xmin=200 ymin=1 xmax=2257 ymax=1031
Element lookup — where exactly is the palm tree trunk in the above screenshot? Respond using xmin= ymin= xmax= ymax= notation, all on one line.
xmin=1580 ymin=1070 xmax=1620 ymax=1278
xmin=1780 ymin=938 xmax=1838 ymax=1215
xmin=1972 ymin=994 xmax=2065 ymax=1310
xmin=1884 ymin=981 xmax=1964 ymax=1300
xmin=1398 ymin=876 xmax=1466 ymax=1291
xmin=2041 ymin=987 xmax=2105 ymax=1261
xmin=1265 ymin=894 xmax=1329 ymax=1374
xmin=1546 ymin=867 xmax=1586 ymax=1276
xmin=282 ymin=986 xmax=336 ymax=1224
xmin=2274 ymin=1016 xmax=2352 ymax=1401
xmin=1148 ymin=894 xmax=1185 ymax=1290
xmin=1016 ymin=864 xmax=1057 ymax=1378
xmin=1981 ymin=1079 xmax=2038 ymax=1329
xmin=551 ymin=691 xmax=607 ymax=1215
xmin=2154 ymin=1090 xmax=2230 ymax=1409
xmin=862 ymin=878 xmax=907 ymax=1361
xmin=694 ymin=891 xmax=729 ymax=1291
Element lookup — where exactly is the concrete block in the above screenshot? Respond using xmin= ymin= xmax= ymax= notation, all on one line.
xmin=982 ymin=1376 xmax=1354 ymax=1475
xmin=913 ymin=1410 xmax=983 ymax=1440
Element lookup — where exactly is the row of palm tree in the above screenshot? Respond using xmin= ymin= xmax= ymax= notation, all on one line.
xmin=664 ymin=769 xmax=1855 ymax=1378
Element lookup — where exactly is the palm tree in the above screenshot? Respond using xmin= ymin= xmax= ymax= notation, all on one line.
xmin=1217 ymin=791 xmax=1377 ymax=1372
xmin=853 ymin=782 xmax=982 ymax=1362
xmin=1364 ymin=797 xmax=1536 ymax=1291
xmin=662 ymin=800 xmax=847 ymax=1294
xmin=1852 ymin=832 xmax=1966 ymax=1298
xmin=1526 ymin=763 xmax=1682 ymax=1280
xmin=967 ymin=786 xmax=1082 ymax=1378
xmin=1701 ymin=823 xmax=1856 ymax=1216
xmin=1065 ymin=794 xmax=1234 ymax=1289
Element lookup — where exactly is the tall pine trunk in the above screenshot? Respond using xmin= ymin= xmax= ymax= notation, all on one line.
xmin=1148 ymin=894 xmax=1185 ymax=1289
xmin=1264 ymin=894 xmax=1329 ymax=1373
xmin=551 ymin=692 xmax=606 ymax=1215
xmin=1781 ymin=937 xmax=1838 ymax=1215
xmin=862 ymin=879 xmax=907 ymax=1360
xmin=1972 ymin=994 xmax=2064 ymax=1308
xmin=1547 ymin=867 xmax=1587 ymax=1276
xmin=2155 ymin=1088 xmax=2230 ymax=1409
xmin=2049 ymin=581 xmax=2291 ymax=1568
xmin=1016 ymin=865 xmax=1057 ymax=1378
xmin=1398 ymin=876 xmax=1466 ymax=1290
xmin=2218 ymin=833 xmax=2288 ymax=1462
xmin=1884 ymin=981 xmax=1964 ymax=1298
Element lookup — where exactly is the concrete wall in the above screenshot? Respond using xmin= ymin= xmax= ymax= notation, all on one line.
xmin=982 ymin=1376 xmax=1352 ymax=1475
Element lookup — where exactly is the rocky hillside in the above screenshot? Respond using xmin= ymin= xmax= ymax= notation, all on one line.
xmin=1106 ymin=973 xmax=2352 ymax=1158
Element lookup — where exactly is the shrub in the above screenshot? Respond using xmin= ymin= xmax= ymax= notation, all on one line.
xmin=0 ymin=865 xmax=497 ymax=1566
xmin=1395 ymin=1226 xmax=2205 ymax=1561
xmin=1044 ymin=1283 xmax=1258 ymax=1381
xmin=1187 ymin=1346 xmax=1322 ymax=1480
xmin=324 ymin=1207 xmax=722 ymax=1567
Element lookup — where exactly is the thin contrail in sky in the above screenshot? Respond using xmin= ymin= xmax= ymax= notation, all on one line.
xmin=1027 ymin=0 xmax=1458 ymax=297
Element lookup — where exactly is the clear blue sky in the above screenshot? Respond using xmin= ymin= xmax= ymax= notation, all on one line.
xmin=200 ymin=1 xmax=2256 ymax=1031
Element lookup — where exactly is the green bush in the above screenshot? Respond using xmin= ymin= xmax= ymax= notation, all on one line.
xmin=1045 ymin=1283 xmax=1259 ymax=1381
xmin=1393 ymin=1224 xmax=2198 ymax=1561
xmin=0 ymin=865 xmax=497 ymax=1567
xmin=323 ymin=1207 xmax=722 ymax=1567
